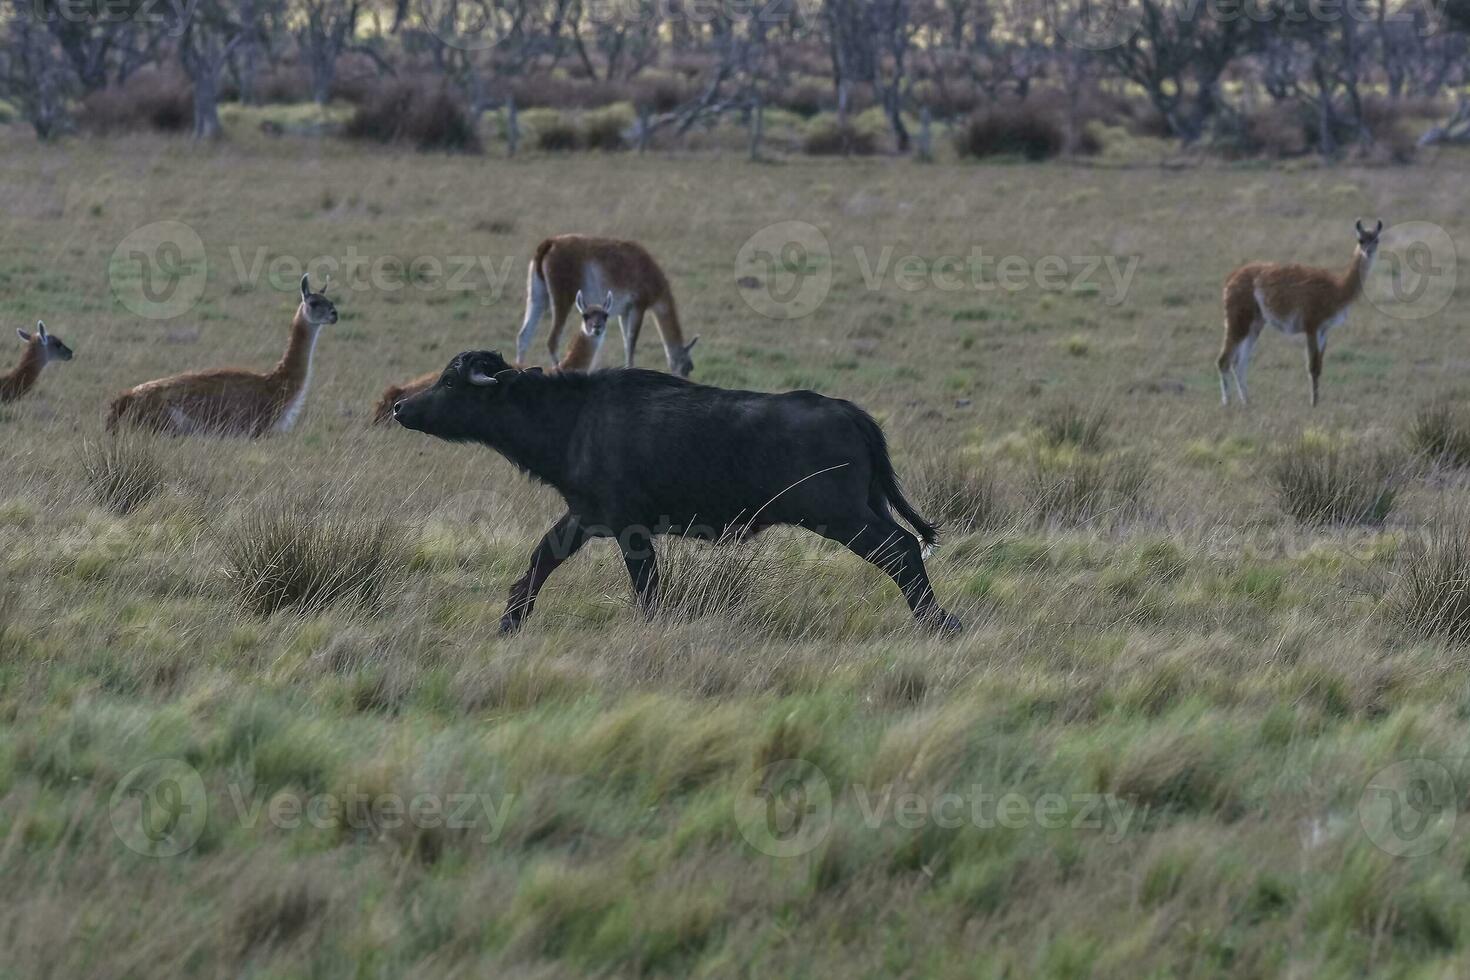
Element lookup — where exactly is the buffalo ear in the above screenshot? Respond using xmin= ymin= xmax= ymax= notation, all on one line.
xmin=575 ymin=290 xmax=586 ymax=315
xmin=468 ymin=367 xmax=500 ymax=386
xmin=300 ymin=273 xmax=311 ymax=300
xmin=16 ymin=328 xmax=30 ymax=344
xmin=524 ymin=366 xmax=545 ymax=376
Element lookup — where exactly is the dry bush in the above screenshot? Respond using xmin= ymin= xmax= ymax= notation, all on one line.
xmin=803 ymin=120 xmax=880 ymax=156
xmin=911 ymin=78 xmax=981 ymax=119
xmin=344 ymin=79 xmax=482 ymax=153
xmin=1385 ymin=517 xmax=1470 ymax=646
xmin=535 ymin=115 xmax=582 ymax=152
xmin=630 ymin=75 xmax=692 ymax=113
xmin=773 ymin=78 xmax=830 ymax=118
xmin=76 ymin=72 xmax=191 ymax=135
xmin=1026 ymin=453 xmax=1152 ymax=527
xmin=1034 ymin=401 xmax=1111 ymax=452
xmin=1407 ymin=401 xmax=1470 ymax=467
xmin=254 ymin=67 xmax=312 ymax=104
xmin=955 ymin=104 xmax=1100 ymax=161
xmin=79 ymin=438 xmax=168 ymax=516
xmin=1268 ymin=439 xmax=1401 ymax=526
xmin=221 ymin=500 xmax=406 ymax=615
xmin=1229 ymin=98 xmax=1417 ymax=163
xmin=510 ymin=74 xmax=625 ymax=110
xmin=582 ymin=108 xmax=630 ymax=151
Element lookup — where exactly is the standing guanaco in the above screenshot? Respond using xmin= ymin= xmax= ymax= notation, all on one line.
xmin=1218 ymin=219 xmax=1382 ymax=407
xmin=517 ymin=235 xmax=698 ymax=378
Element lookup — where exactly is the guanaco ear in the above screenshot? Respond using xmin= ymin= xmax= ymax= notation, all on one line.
xmin=685 ymin=336 xmax=699 ymax=352
xmin=16 ymin=328 xmax=30 ymax=344
xmin=36 ymin=320 xmax=47 ymax=341
xmin=320 ymin=275 xmax=331 ymax=295
xmin=300 ymin=273 xmax=312 ymax=300
xmin=575 ymin=290 xmax=586 ymax=315
xmin=1356 ymin=219 xmax=1365 ymax=237
xmin=1374 ymin=219 xmax=1383 ymax=236
xmin=603 ymin=290 xmax=614 ymax=311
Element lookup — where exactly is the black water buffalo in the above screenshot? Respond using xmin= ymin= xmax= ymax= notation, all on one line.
xmin=394 ymin=351 xmax=959 ymax=635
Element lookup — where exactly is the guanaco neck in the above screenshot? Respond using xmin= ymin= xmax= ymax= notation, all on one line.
xmin=1337 ymin=246 xmax=1375 ymax=306
xmin=269 ymin=306 xmax=323 ymax=395
xmin=1 ymin=342 xmax=45 ymax=399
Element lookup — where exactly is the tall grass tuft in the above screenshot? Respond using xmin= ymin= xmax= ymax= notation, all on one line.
xmin=1026 ymin=453 xmax=1151 ymax=527
xmin=1268 ymin=439 xmax=1400 ymax=526
xmin=222 ymin=501 xmax=406 ymax=615
xmin=1035 ymin=401 xmax=1111 ymax=452
xmin=1385 ymin=518 xmax=1470 ymax=646
xmin=649 ymin=534 xmax=796 ymax=626
xmin=1406 ymin=401 xmax=1470 ymax=467
xmin=79 ymin=438 xmax=168 ymax=516
xmin=0 ymin=579 xmax=17 ymax=658
xmin=904 ymin=450 xmax=1004 ymax=533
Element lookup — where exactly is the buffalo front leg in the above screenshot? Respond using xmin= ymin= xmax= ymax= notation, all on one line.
xmin=617 ymin=527 xmax=660 ymax=618
xmin=501 ymin=512 xmax=590 ymax=634
xmin=820 ymin=513 xmax=962 ymax=635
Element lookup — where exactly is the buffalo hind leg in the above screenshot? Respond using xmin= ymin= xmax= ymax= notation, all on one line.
xmin=618 ymin=527 xmax=660 ymax=619
xmin=502 ymin=512 xmax=590 ymax=634
xmin=821 ymin=513 xmax=961 ymax=634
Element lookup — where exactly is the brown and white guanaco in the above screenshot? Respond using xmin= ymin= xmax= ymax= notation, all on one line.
xmin=1218 ymin=219 xmax=1382 ymax=407
xmin=372 ymin=291 xmax=615 ymax=424
xmin=2 ymin=321 xmax=73 ymax=403
xmin=107 ymin=274 xmax=338 ymax=436
xmin=517 ymin=235 xmax=698 ymax=378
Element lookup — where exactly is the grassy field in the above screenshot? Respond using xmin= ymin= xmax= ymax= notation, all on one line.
xmin=3 ymin=125 xmax=1470 ymax=977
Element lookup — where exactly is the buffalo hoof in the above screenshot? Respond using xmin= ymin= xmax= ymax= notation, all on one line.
xmin=921 ymin=609 xmax=963 ymax=636
xmin=498 ymin=614 xmax=525 ymax=635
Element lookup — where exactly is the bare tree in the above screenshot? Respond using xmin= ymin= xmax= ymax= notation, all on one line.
xmin=298 ymin=0 xmax=361 ymax=104
xmin=0 ymin=8 xmax=72 ymax=139
xmin=179 ymin=0 xmax=243 ymax=139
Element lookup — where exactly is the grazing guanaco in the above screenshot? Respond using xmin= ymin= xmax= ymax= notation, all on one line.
xmin=107 ymin=274 xmax=338 ymax=436
xmin=1 ymin=322 xmax=73 ymax=403
xmin=371 ymin=292 xmax=614 ymax=424
xmin=517 ymin=235 xmax=698 ymax=377
xmin=1218 ymin=219 xmax=1382 ymax=408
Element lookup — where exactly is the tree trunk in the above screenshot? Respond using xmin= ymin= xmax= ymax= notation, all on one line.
xmin=748 ymin=93 xmax=764 ymax=162
xmin=193 ymin=70 xmax=224 ymax=140
xmin=916 ymin=105 xmax=932 ymax=162
xmin=506 ymin=96 xmax=520 ymax=157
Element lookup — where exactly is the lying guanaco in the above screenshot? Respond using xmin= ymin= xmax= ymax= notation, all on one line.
xmin=2 ymin=322 xmax=73 ymax=403
xmin=372 ymin=291 xmax=614 ymax=425
xmin=108 ymin=274 xmax=338 ymax=436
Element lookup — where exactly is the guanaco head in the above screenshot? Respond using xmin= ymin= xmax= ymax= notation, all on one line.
xmin=1355 ymin=219 xmax=1383 ymax=262
xmin=298 ymin=273 xmax=339 ymax=328
xmin=574 ymin=290 xmax=614 ymax=340
xmin=670 ymin=336 xmax=698 ymax=379
xmin=17 ymin=321 xmax=73 ymax=363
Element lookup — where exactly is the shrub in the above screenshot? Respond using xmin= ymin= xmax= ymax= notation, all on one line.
xmin=79 ymin=438 xmax=168 ymax=516
xmin=1026 ymin=453 xmax=1151 ymax=527
xmin=222 ymin=500 xmax=406 ymax=615
xmin=1407 ymin=401 xmax=1470 ymax=467
xmin=1034 ymin=401 xmax=1111 ymax=452
xmin=630 ymin=75 xmax=691 ymax=114
xmin=582 ymin=107 xmax=631 ymax=151
xmin=344 ymin=80 xmax=481 ymax=153
xmin=534 ymin=113 xmax=581 ymax=152
xmin=774 ymin=78 xmax=830 ymax=118
xmin=956 ymin=106 xmax=1064 ymax=161
xmin=1268 ymin=438 xmax=1401 ymax=526
xmin=76 ymin=72 xmax=191 ymax=135
xmin=1385 ymin=518 xmax=1470 ymax=646
xmin=803 ymin=119 xmax=879 ymax=156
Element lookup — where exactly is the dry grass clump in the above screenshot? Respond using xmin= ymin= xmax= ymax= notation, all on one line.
xmin=1034 ymin=401 xmax=1111 ymax=452
xmin=1385 ymin=517 xmax=1470 ymax=646
xmin=649 ymin=534 xmax=798 ymax=626
xmin=221 ymin=500 xmax=406 ymax=615
xmin=1026 ymin=453 xmax=1151 ymax=527
xmin=1268 ymin=439 xmax=1401 ymax=526
xmin=79 ymin=438 xmax=168 ymax=516
xmin=1406 ymin=401 xmax=1470 ymax=467
xmin=343 ymin=79 xmax=482 ymax=153
xmin=904 ymin=450 xmax=1005 ymax=533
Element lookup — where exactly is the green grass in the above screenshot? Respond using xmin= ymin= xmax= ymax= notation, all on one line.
xmin=2 ymin=128 xmax=1470 ymax=976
